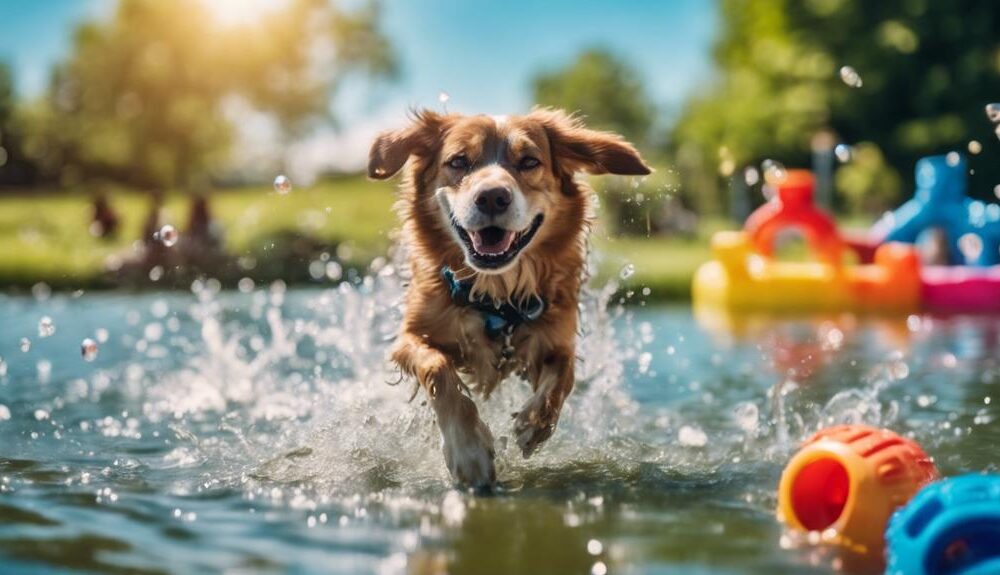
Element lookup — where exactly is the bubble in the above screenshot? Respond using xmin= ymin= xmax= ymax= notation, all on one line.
xmin=273 ymin=174 xmax=292 ymax=195
xmin=148 ymin=265 xmax=164 ymax=282
xmin=946 ymin=151 xmax=961 ymax=167
xmin=761 ymin=159 xmax=787 ymax=186
xmin=839 ymin=65 xmax=863 ymax=88
xmin=968 ymin=140 xmax=983 ymax=155
xmin=20 ymin=337 xmax=31 ymax=353
xmin=744 ymin=166 xmax=760 ymax=187
xmin=34 ymin=409 xmax=49 ymax=421
xmin=987 ymin=103 xmax=1000 ymax=123
xmin=591 ymin=561 xmax=608 ymax=575
xmin=619 ymin=263 xmax=635 ymax=280
xmin=38 ymin=316 xmax=55 ymax=338
xmin=238 ymin=277 xmax=255 ymax=293
xmin=438 ymin=91 xmax=450 ymax=105
xmin=154 ymin=224 xmax=178 ymax=247
xmin=95 ymin=328 xmax=110 ymax=344
xmin=31 ymin=282 xmax=51 ymax=301
xmin=0 ymin=405 xmax=9 ymax=421
xmin=325 ymin=261 xmax=343 ymax=281
xmin=834 ymin=144 xmax=853 ymax=163
xmin=587 ymin=539 xmax=603 ymax=555
xmin=678 ymin=425 xmax=708 ymax=447
xmin=959 ymin=233 xmax=983 ymax=262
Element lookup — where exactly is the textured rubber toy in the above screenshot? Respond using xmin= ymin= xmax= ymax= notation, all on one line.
xmin=886 ymin=474 xmax=1000 ymax=575
xmin=777 ymin=425 xmax=939 ymax=554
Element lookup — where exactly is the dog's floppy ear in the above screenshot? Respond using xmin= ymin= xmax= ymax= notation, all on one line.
xmin=533 ymin=108 xmax=651 ymax=176
xmin=368 ymin=110 xmax=447 ymax=180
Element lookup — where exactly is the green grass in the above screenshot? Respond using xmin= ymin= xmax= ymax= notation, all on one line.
xmin=0 ymin=179 xmax=736 ymax=300
xmin=0 ymin=175 xmax=398 ymax=289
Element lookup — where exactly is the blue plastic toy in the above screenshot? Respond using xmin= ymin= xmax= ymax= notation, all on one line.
xmin=874 ymin=154 xmax=1000 ymax=266
xmin=886 ymin=474 xmax=1000 ymax=575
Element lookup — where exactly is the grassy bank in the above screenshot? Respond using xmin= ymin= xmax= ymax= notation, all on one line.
xmin=0 ymin=177 xmax=714 ymax=299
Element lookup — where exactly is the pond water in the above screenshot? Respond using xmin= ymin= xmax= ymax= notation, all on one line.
xmin=0 ymin=272 xmax=997 ymax=574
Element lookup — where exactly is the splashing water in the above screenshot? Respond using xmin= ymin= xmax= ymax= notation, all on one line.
xmin=619 ymin=263 xmax=636 ymax=280
xmin=80 ymin=338 xmax=98 ymax=362
xmin=986 ymin=103 xmax=1000 ymax=123
xmin=0 ymin=257 xmax=998 ymax=573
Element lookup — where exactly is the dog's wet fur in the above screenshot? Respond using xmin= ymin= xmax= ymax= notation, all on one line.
xmin=368 ymin=108 xmax=650 ymax=487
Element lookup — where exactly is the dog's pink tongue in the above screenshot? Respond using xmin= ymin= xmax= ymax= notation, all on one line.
xmin=472 ymin=229 xmax=516 ymax=255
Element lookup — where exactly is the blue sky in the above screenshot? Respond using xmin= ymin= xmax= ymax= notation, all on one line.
xmin=0 ymin=0 xmax=718 ymax=176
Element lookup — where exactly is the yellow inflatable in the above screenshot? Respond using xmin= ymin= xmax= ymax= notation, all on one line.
xmin=692 ymin=171 xmax=921 ymax=314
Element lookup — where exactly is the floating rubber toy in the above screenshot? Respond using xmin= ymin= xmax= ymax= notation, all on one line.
xmin=921 ymin=265 xmax=1000 ymax=313
xmin=777 ymin=424 xmax=939 ymax=555
xmin=886 ymin=474 xmax=1000 ymax=575
xmin=693 ymin=171 xmax=922 ymax=314
xmin=874 ymin=154 xmax=1000 ymax=267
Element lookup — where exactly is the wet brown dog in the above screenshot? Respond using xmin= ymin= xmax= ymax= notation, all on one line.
xmin=368 ymin=108 xmax=650 ymax=487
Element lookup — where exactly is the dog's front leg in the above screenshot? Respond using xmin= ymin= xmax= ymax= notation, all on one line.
xmin=392 ymin=333 xmax=496 ymax=488
xmin=513 ymin=347 xmax=574 ymax=458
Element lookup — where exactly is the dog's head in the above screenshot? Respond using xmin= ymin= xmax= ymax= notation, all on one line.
xmin=369 ymin=109 xmax=650 ymax=274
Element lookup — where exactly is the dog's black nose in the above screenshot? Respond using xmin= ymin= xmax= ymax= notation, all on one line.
xmin=475 ymin=188 xmax=512 ymax=216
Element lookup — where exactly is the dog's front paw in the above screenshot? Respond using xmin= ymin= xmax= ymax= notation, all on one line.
xmin=513 ymin=394 xmax=559 ymax=458
xmin=441 ymin=411 xmax=496 ymax=489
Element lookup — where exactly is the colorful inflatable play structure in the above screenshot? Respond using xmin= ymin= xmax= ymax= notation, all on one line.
xmin=777 ymin=425 xmax=1000 ymax=571
xmin=693 ymin=154 xmax=1000 ymax=314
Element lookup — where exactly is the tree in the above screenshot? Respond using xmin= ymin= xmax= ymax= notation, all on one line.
xmin=0 ymin=62 xmax=38 ymax=187
xmin=20 ymin=0 xmax=396 ymax=190
xmin=673 ymin=0 xmax=1000 ymax=216
xmin=532 ymin=48 xmax=655 ymax=146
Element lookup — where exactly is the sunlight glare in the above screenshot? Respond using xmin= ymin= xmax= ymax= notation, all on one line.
xmin=202 ymin=0 xmax=286 ymax=27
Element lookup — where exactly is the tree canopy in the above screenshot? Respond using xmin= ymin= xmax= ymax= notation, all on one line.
xmin=18 ymin=0 xmax=396 ymax=190
xmin=673 ymin=0 xmax=1000 ymax=215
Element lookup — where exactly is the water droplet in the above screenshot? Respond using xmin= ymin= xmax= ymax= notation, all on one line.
xmin=81 ymin=338 xmax=99 ymax=362
xmin=326 ymin=261 xmax=343 ymax=281
xmin=744 ymin=166 xmax=760 ymax=187
xmin=761 ymin=159 xmax=787 ymax=186
xmin=38 ymin=316 xmax=55 ymax=338
xmin=619 ymin=263 xmax=635 ymax=280
xmin=591 ymin=561 xmax=608 ymax=575
xmin=273 ymin=174 xmax=292 ymax=195
xmin=986 ymin=103 xmax=1000 ymax=123
xmin=36 ymin=360 xmax=51 ymax=382
xmin=238 ymin=277 xmax=255 ymax=293
xmin=959 ymin=233 xmax=983 ymax=262
xmin=19 ymin=338 xmax=31 ymax=353
xmin=732 ymin=402 xmax=759 ymax=433
xmin=946 ymin=151 xmax=961 ymax=167
xmin=839 ymin=65 xmax=863 ymax=88
xmin=0 ymin=357 xmax=6 ymax=377
xmin=587 ymin=539 xmax=603 ymax=556
xmin=34 ymin=409 xmax=49 ymax=421
xmin=678 ymin=425 xmax=708 ymax=447
xmin=968 ymin=140 xmax=983 ymax=155
xmin=95 ymin=328 xmax=110 ymax=344
xmin=438 ymin=91 xmax=450 ymax=104
xmin=0 ymin=405 xmax=9 ymax=421
xmin=994 ymin=184 xmax=1000 ymax=200
xmin=154 ymin=224 xmax=178 ymax=247
xmin=834 ymin=144 xmax=853 ymax=163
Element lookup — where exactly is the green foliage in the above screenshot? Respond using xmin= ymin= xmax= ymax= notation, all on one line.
xmin=673 ymin=0 xmax=1000 ymax=215
xmin=18 ymin=0 xmax=395 ymax=190
xmin=835 ymin=142 xmax=902 ymax=215
xmin=532 ymin=48 xmax=655 ymax=145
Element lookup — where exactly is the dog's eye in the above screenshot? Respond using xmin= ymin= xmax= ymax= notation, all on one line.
xmin=518 ymin=156 xmax=541 ymax=171
xmin=446 ymin=155 xmax=470 ymax=170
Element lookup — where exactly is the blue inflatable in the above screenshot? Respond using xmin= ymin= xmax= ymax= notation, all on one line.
xmin=886 ymin=474 xmax=1000 ymax=575
xmin=876 ymin=154 xmax=1000 ymax=266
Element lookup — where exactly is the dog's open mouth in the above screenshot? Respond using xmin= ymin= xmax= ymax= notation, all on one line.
xmin=452 ymin=214 xmax=544 ymax=269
